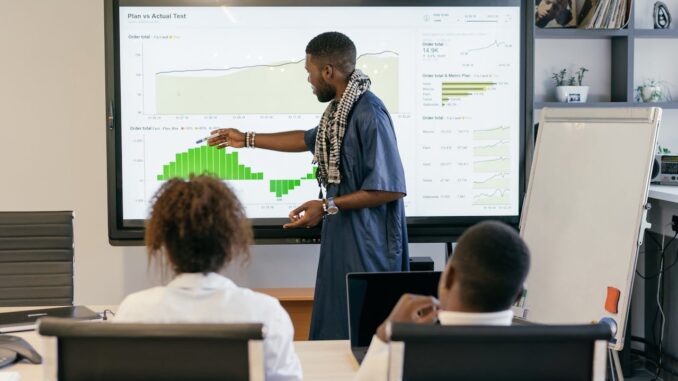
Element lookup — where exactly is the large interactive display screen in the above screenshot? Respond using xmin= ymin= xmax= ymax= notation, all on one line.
xmin=106 ymin=0 xmax=530 ymax=243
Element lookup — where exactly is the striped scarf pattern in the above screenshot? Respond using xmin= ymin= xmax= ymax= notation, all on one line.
xmin=314 ymin=69 xmax=371 ymax=186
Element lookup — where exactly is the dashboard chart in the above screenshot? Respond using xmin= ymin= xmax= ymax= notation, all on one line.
xmin=118 ymin=6 xmax=521 ymax=220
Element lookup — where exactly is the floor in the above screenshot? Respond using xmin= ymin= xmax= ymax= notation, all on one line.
xmin=627 ymin=368 xmax=661 ymax=380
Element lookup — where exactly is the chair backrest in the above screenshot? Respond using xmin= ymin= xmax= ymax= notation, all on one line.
xmin=388 ymin=323 xmax=612 ymax=381
xmin=0 ymin=211 xmax=74 ymax=306
xmin=38 ymin=317 xmax=265 ymax=381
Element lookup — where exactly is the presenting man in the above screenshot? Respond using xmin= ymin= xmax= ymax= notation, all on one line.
xmin=208 ymin=32 xmax=409 ymax=340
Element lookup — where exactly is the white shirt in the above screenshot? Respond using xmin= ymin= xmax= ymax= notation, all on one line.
xmin=355 ymin=309 xmax=514 ymax=381
xmin=116 ymin=272 xmax=302 ymax=381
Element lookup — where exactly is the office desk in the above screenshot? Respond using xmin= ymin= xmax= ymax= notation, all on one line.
xmin=255 ymin=287 xmax=314 ymax=341
xmin=0 ymin=306 xmax=358 ymax=381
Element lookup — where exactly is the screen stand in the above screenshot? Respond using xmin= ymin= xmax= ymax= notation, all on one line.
xmin=445 ymin=242 xmax=453 ymax=261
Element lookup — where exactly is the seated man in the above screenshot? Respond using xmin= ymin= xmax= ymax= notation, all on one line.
xmin=356 ymin=220 xmax=530 ymax=380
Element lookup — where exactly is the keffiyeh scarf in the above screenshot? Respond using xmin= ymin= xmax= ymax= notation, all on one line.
xmin=313 ymin=69 xmax=371 ymax=186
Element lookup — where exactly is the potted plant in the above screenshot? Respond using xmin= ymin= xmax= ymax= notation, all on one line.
xmin=553 ymin=67 xmax=589 ymax=103
xmin=635 ymin=79 xmax=672 ymax=103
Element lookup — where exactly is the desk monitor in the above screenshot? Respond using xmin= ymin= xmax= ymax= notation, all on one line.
xmin=38 ymin=317 xmax=264 ymax=381
xmin=347 ymin=271 xmax=441 ymax=363
xmin=388 ymin=322 xmax=612 ymax=381
xmin=105 ymin=0 xmax=532 ymax=244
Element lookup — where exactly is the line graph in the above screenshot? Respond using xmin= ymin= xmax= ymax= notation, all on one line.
xmin=153 ymin=51 xmax=400 ymax=115
xmin=460 ymin=40 xmax=511 ymax=56
xmin=156 ymin=57 xmax=305 ymax=75
xmin=473 ymin=172 xmax=510 ymax=189
xmin=474 ymin=140 xmax=510 ymax=156
xmin=474 ymin=126 xmax=511 ymax=140
xmin=155 ymin=51 xmax=398 ymax=76
xmin=473 ymin=188 xmax=511 ymax=205
xmin=474 ymin=157 xmax=510 ymax=173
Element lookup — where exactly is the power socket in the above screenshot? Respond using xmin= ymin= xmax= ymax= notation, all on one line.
xmin=673 ymin=215 xmax=678 ymax=233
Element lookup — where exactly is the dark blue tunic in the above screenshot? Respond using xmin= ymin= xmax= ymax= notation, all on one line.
xmin=304 ymin=91 xmax=409 ymax=340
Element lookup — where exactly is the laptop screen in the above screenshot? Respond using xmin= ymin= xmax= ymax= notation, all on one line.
xmin=347 ymin=271 xmax=441 ymax=348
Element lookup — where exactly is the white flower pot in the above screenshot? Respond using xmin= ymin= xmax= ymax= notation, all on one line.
xmin=556 ymin=86 xmax=589 ymax=103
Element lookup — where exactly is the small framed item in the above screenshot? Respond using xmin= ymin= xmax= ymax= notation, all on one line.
xmin=556 ymin=85 xmax=589 ymax=103
xmin=567 ymin=93 xmax=581 ymax=103
xmin=652 ymin=154 xmax=678 ymax=185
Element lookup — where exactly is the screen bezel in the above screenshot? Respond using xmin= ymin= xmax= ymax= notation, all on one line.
xmin=105 ymin=0 xmax=532 ymax=244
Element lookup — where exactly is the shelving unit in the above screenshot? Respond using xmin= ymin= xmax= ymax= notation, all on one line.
xmin=535 ymin=101 xmax=678 ymax=108
xmin=534 ymin=3 xmax=678 ymax=110
xmin=535 ymin=28 xmax=630 ymax=38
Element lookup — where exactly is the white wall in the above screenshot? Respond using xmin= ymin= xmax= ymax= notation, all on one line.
xmin=0 ymin=0 xmax=446 ymax=305
xmin=0 ymin=0 xmax=152 ymax=304
xmin=534 ymin=39 xmax=612 ymax=102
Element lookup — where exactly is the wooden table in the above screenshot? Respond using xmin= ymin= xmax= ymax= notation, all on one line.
xmin=255 ymin=288 xmax=314 ymax=341
xmin=0 ymin=306 xmax=358 ymax=381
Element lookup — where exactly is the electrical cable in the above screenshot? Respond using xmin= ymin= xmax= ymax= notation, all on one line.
xmin=632 ymin=349 xmax=678 ymax=378
xmin=100 ymin=309 xmax=116 ymax=321
xmin=636 ymin=232 xmax=678 ymax=279
xmin=652 ymin=255 xmax=665 ymax=381
xmin=631 ymin=336 xmax=678 ymax=363
xmin=634 ymin=229 xmax=676 ymax=380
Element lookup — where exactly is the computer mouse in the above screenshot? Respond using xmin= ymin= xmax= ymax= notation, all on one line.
xmin=0 ymin=347 xmax=18 ymax=368
xmin=0 ymin=335 xmax=42 ymax=365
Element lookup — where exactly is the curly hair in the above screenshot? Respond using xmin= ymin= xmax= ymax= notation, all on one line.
xmin=145 ymin=175 xmax=252 ymax=274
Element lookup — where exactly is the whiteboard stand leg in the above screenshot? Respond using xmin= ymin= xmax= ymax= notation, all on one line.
xmin=608 ymin=349 xmax=624 ymax=381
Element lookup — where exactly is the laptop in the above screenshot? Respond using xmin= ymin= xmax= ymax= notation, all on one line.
xmin=0 ymin=306 xmax=100 ymax=333
xmin=346 ymin=271 xmax=441 ymax=363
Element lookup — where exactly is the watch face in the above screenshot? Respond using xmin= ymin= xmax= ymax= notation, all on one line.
xmin=327 ymin=207 xmax=339 ymax=215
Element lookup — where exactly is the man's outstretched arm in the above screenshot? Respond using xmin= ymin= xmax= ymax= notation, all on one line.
xmin=208 ymin=128 xmax=308 ymax=152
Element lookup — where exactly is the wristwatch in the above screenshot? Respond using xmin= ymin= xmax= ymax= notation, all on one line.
xmin=324 ymin=197 xmax=339 ymax=215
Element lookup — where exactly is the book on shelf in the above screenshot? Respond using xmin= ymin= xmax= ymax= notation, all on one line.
xmin=577 ymin=0 xmax=630 ymax=29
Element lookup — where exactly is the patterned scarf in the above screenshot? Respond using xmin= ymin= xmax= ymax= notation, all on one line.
xmin=314 ymin=69 xmax=371 ymax=186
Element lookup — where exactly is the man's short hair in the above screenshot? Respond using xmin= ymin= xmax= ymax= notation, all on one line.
xmin=452 ymin=221 xmax=530 ymax=312
xmin=305 ymin=31 xmax=357 ymax=74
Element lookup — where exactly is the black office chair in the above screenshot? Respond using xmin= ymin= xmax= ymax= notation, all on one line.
xmin=0 ymin=211 xmax=74 ymax=306
xmin=388 ymin=322 xmax=612 ymax=381
xmin=38 ymin=317 xmax=265 ymax=381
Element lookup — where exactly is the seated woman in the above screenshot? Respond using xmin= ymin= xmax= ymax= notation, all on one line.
xmin=116 ymin=175 xmax=302 ymax=381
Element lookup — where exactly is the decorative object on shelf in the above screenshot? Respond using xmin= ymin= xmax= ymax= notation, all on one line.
xmin=654 ymin=1 xmax=671 ymax=29
xmin=635 ymin=79 xmax=672 ymax=103
xmin=553 ymin=67 xmax=589 ymax=103
xmin=536 ymin=0 xmax=577 ymax=28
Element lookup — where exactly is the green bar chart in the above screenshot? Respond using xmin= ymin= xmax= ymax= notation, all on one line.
xmin=442 ymin=81 xmax=496 ymax=103
xmin=157 ymin=145 xmax=263 ymax=180
xmin=269 ymin=167 xmax=317 ymax=198
xmin=158 ymin=147 xmax=316 ymax=199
